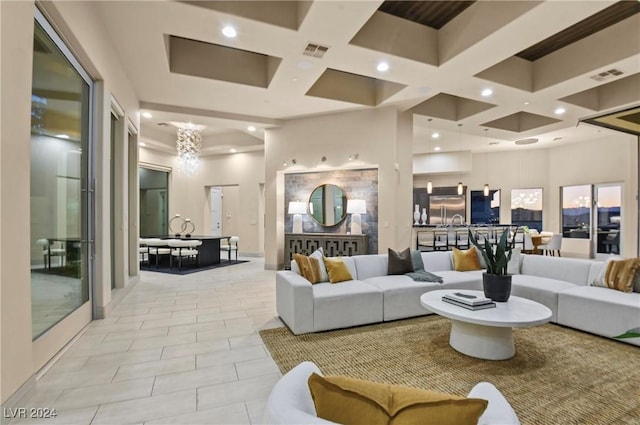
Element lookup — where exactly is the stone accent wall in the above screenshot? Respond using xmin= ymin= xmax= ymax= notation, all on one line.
xmin=285 ymin=169 xmax=378 ymax=254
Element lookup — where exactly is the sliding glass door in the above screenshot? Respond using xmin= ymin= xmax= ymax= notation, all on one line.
xmin=30 ymin=11 xmax=93 ymax=340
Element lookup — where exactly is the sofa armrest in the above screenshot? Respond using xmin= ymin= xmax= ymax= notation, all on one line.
xmin=264 ymin=361 xmax=337 ymax=425
xmin=468 ymin=382 xmax=520 ymax=425
xmin=276 ymin=271 xmax=314 ymax=335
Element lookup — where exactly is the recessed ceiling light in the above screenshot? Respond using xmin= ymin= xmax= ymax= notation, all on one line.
xmin=230 ymin=148 xmax=237 ymax=153
xmin=523 ymin=101 xmax=530 ymax=105
xmin=139 ymin=142 xmax=146 ymax=147
xmin=434 ymin=146 xmax=441 ymax=151
xmin=141 ymin=112 xmax=152 ymax=119
xmin=247 ymin=126 xmax=256 ymax=132
xmin=292 ymin=77 xmax=298 ymax=82
xmin=431 ymin=132 xmax=440 ymax=139
xmin=488 ymin=141 xmax=500 ymax=146
xmin=376 ymin=61 xmax=389 ymax=72
xmin=554 ymin=107 xmax=566 ymax=115
xmin=515 ymin=138 xmax=539 ymax=145
xmin=222 ymin=25 xmax=237 ymax=38
xmin=56 ymin=134 xmax=70 ymax=139
xmin=481 ymin=88 xmax=493 ymax=97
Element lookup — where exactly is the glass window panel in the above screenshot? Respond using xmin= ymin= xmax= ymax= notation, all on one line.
xmin=510 ymin=188 xmax=543 ymax=232
xmin=471 ymin=189 xmax=500 ymax=224
xmin=31 ymin=20 xmax=90 ymax=339
xmin=596 ymin=185 xmax=622 ymax=255
xmin=561 ymin=185 xmax=591 ymax=239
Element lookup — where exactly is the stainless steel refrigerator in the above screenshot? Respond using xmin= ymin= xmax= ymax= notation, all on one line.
xmin=429 ymin=195 xmax=466 ymax=225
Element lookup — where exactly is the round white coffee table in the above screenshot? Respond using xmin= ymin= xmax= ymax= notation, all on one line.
xmin=420 ymin=290 xmax=552 ymax=360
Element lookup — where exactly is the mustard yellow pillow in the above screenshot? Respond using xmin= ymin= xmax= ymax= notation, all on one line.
xmin=308 ymin=373 xmax=487 ymax=425
xmin=453 ymin=247 xmax=482 ymax=272
xmin=323 ymin=257 xmax=353 ymax=283
xmin=604 ymin=257 xmax=640 ymax=293
xmin=294 ymin=253 xmax=323 ymax=284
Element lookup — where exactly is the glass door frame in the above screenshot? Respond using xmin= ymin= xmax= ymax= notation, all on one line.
xmin=592 ymin=182 xmax=623 ymax=259
xmin=32 ymin=7 xmax=95 ymax=365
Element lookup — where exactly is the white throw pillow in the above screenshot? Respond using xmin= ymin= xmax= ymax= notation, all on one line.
xmin=591 ymin=256 xmax=622 ymax=288
xmin=309 ymin=247 xmax=329 ymax=282
xmin=507 ymin=248 xmax=521 ymax=275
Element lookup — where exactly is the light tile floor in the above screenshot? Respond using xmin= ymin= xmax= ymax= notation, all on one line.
xmin=11 ymin=258 xmax=284 ymax=425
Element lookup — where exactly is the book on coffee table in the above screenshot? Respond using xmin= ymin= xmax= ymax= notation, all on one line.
xmin=443 ymin=292 xmax=493 ymax=307
xmin=442 ymin=297 xmax=496 ymax=311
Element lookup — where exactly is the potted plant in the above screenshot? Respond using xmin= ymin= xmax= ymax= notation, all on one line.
xmin=468 ymin=227 xmax=517 ymax=302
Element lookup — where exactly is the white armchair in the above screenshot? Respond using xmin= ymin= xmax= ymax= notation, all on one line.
xmin=264 ymin=361 xmax=520 ymax=425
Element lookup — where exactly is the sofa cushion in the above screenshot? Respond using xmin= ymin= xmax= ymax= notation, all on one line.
xmin=323 ymin=257 xmax=353 ymax=283
xmin=308 ymin=373 xmax=487 ymax=425
xmin=421 ymin=251 xmax=453 ymax=272
xmin=604 ymin=258 xmax=640 ymax=292
xmin=520 ymin=255 xmax=594 ymax=285
xmin=294 ymin=253 xmax=323 ymax=284
xmin=558 ymin=286 xmax=640 ymax=346
xmin=453 ymin=247 xmax=482 ymax=272
xmin=353 ymin=254 xmax=388 ymax=280
xmin=510 ymin=275 xmax=577 ymax=322
xmin=312 ymin=280 xmax=383 ymax=332
xmin=388 ymin=248 xmax=413 ymax=275
xmin=364 ymin=275 xmax=442 ymax=321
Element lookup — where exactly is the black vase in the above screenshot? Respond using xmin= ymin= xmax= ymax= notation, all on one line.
xmin=483 ymin=273 xmax=512 ymax=302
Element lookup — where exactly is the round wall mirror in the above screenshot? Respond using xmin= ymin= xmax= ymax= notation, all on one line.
xmin=308 ymin=184 xmax=348 ymax=226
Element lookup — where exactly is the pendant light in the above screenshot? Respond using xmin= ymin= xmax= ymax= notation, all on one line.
xmin=457 ymin=123 xmax=463 ymax=195
xmin=483 ymin=128 xmax=490 ymax=196
xmin=427 ymin=119 xmax=433 ymax=194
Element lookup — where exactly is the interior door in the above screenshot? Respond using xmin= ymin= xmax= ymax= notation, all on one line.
xmin=593 ymin=183 xmax=622 ymax=258
xmin=210 ymin=187 xmax=222 ymax=237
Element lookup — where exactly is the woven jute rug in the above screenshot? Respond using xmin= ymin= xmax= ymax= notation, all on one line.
xmin=260 ymin=316 xmax=640 ymax=425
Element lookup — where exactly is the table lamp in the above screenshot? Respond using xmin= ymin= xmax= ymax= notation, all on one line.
xmin=288 ymin=201 xmax=307 ymax=233
xmin=347 ymin=199 xmax=367 ymax=235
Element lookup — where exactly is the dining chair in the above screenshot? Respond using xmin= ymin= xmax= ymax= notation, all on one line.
xmin=539 ymin=234 xmax=563 ymax=256
xmin=144 ymin=238 xmax=172 ymax=268
xmin=220 ymin=236 xmax=240 ymax=262
xmin=36 ymin=238 xmax=66 ymax=271
xmin=168 ymin=239 xmax=202 ymax=269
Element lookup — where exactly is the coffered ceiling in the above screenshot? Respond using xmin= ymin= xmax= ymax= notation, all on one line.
xmin=94 ymin=0 xmax=640 ymax=156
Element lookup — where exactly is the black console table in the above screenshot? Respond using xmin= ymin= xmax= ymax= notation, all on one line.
xmin=285 ymin=233 xmax=368 ymax=262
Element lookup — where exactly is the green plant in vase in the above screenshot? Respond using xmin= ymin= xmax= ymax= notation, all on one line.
xmin=469 ymin=227 xmax=518 ymax=301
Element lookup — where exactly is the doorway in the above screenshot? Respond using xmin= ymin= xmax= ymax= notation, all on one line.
xmin=210 ymin=187 xmax=222 ymax=237
xmin=139 ymin=167 xmax=169 ymax=236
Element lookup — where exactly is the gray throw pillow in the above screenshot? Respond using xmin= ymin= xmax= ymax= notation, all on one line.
xmin=411 ymin=250 xmax=425 ymax=272
xmin=388 ymin=248 xmax=413 ymax=275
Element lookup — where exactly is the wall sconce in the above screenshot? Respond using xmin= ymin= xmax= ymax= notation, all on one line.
xmin=288 ymin=201 xmax=307 ymax=233
xmin=348 ymin=154 xmax=359 ymax=161
xmin=347 ymin=199 xmax=367 ymax=235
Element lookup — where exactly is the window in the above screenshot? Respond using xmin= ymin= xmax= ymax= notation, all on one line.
xmin=511 ymin=188 xmax=542 ymax=231
xmin=471 ymin=190 xmax=500 ymax=224
xmin=561 ymin=185 xmax=591 ymax=239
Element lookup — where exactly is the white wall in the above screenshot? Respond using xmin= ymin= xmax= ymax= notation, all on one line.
xmin=264 ymin=107 xmax=414 ymax=269
xmin=414 ymin=134 xmax=638 ymax=258
xmin=1 ymin=0 xmax=140 ymax=403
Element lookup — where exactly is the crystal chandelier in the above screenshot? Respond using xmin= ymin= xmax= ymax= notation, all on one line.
xmin=175 ymin=124 xmax=203 ymax=175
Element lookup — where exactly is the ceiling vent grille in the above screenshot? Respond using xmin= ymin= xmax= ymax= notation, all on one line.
xmin=590 ymin=68 xmax=624 ymax=82
xmin=303 ymin=43 xmax=329 ymax=58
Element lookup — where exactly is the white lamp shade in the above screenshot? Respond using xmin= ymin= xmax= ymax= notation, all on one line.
xmin=347 ymin=199 xmax=366 ymax=214
xmin=288 ymin=201 xmax=307 ymax=215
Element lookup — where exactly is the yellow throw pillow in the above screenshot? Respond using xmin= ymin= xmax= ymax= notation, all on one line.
xmin=308 ymin=373 xmax=487 ymax=425
xmin=323 ymin=257 xmax=353 ymax=283
xmin=294 ymin=253 xmax=322 ymax=284
xmin=453 ymin=247 xmax=482 ymax=272
xmin=604 ymin=257 xmax=640 ymax=293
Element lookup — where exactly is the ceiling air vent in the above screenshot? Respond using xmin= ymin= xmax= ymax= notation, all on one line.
xmin=303 ymin=43 xmax=329 ymax=58
xmin=590 ymin=68 xmax=624 ymax=82
xmin=157 ymin=122 xmax=169 ymax=127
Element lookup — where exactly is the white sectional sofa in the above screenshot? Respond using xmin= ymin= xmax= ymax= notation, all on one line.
xmin=276 ymin=251 xmax=640 ymax=346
